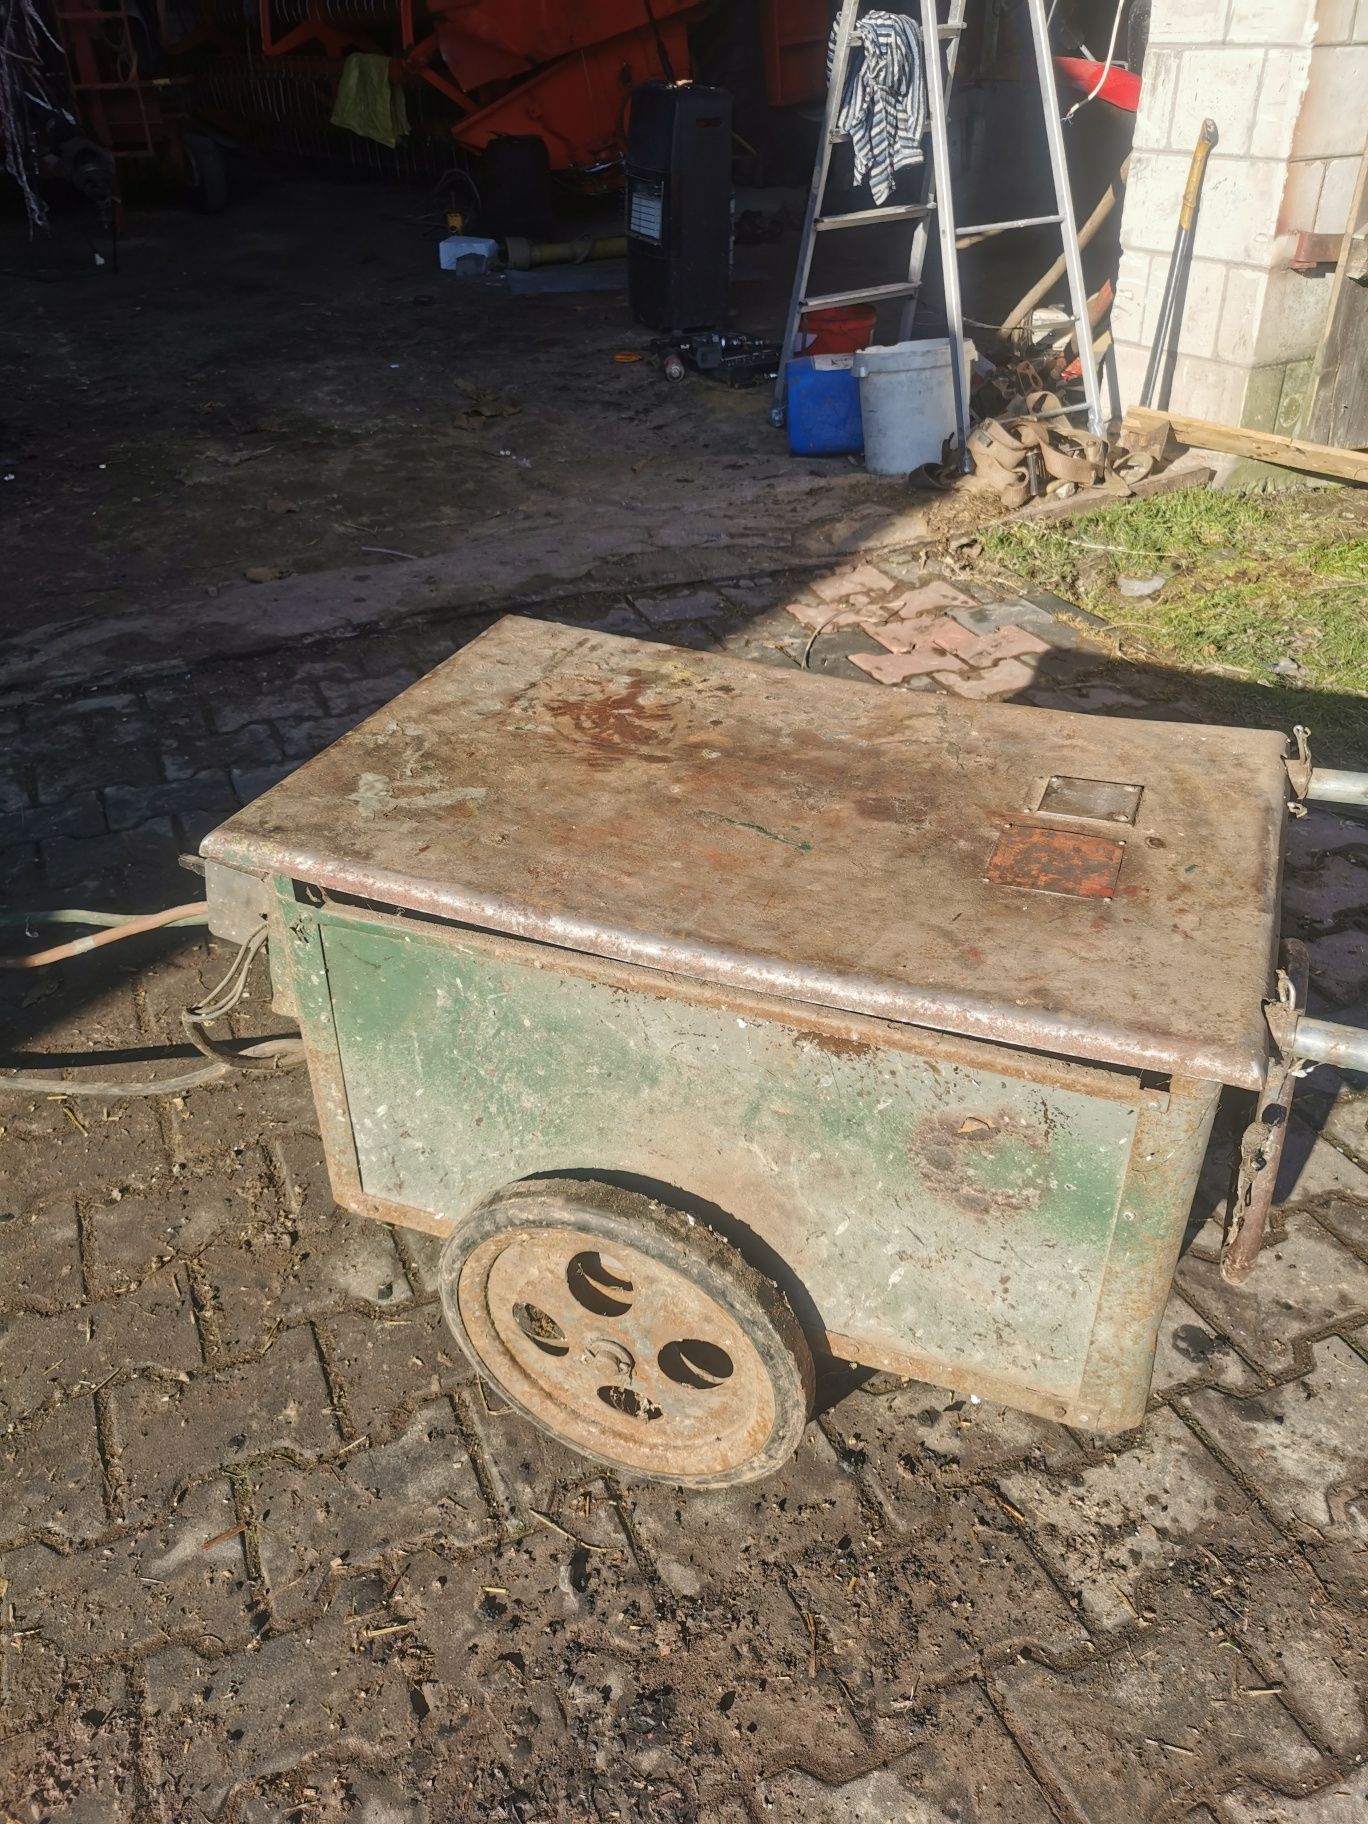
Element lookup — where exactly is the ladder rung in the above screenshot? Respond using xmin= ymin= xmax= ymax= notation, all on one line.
xmin=957 ymin=213 xmax=1064 ymax=237
xmin=800 ymin=281 xmax=922 ymax=310
xmin=937 ymin=22 xmax=965 ymax=36
xmin=814 ymin=202 xmax=932 ymax=231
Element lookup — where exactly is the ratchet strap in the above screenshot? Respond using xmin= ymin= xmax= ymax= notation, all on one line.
xmin=963 ymin=392 xmax=1155 ymax=509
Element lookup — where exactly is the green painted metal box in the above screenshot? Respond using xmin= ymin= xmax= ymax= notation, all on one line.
xmin=202 ymin=617 xmax=1291 ymax=1453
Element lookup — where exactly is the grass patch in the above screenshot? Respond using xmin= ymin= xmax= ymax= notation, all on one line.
xmin=978 ymin=484 xmax=1368 ymax=760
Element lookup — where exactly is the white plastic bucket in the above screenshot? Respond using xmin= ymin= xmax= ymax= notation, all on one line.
xmin=851 ymin=339 xmax=957 ymax=475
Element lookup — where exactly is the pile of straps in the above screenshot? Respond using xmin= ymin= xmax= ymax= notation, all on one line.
xmin=964 ymin=390 xmax=1156 ymax=510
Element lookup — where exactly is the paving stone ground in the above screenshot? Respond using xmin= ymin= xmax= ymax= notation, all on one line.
xmin=1 ymin=569 xmax=1366 ymax=1822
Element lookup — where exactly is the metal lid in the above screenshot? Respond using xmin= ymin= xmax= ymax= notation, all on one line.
xmin=202 ymin=617 xmax=1290 ymax=1089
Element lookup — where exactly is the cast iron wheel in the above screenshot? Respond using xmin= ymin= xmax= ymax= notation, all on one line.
xmin=438 ymin=1177 xmax=814 ymax=1487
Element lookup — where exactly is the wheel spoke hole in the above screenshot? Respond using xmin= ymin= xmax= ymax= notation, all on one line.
xmin=512 ymin=1301 xmax=568 ymax=1356
xmin=567 ymin=1250 xmax=633 ymax=1317
xmin=597 ymin=1384 xmax=662 ymax=1422
xmin=658 ymin=1338 xmax=734 ymax=1390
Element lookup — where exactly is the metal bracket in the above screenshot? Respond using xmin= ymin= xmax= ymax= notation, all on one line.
xmin=1284 ymin=724 xmax=1313 ymax=816
xmin=1284 ymin=724 xmax=1368 ymax=811
xmin=1221 ymin=941 xmax=1310 ymax=1285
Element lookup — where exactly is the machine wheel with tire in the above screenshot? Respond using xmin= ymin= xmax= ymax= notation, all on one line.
xmin=438 ymin=1177 xmax=814 ymax=1487
xmin=184 ymin=132 xmax=228 ymax=213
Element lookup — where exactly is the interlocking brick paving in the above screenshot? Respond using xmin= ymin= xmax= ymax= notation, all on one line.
xmin=2 ymin=578 xmax=1365 ymax=1821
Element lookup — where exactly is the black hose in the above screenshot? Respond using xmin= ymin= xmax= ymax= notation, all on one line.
xmin=643 ymin=0 xmax=678 ymax=85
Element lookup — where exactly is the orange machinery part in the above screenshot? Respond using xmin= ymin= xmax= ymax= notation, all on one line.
xmin=428 ymin=0 xmax=696 ymax=89
xmin=758 ymin=0 xmax=827 ymax=108
xmin=277 ymin=0 xmax=706 ymax=172
xmin=437 ymin=16 xmax=693 ymax=167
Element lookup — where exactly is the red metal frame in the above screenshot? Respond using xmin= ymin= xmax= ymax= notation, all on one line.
xmin=51 ymin=0 xmax=193 ymax=180
xmin=257 ymin=0 xmax=361 ymax=61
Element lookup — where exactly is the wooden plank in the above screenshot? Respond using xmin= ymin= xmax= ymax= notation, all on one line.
xmin=1123 ymin=406 xmax=1368 ymax=485
xmin=1008 ymin=460 xmax=1214 ymax=528
xmin=1304 ymin=143 xmax=1368 ymax=448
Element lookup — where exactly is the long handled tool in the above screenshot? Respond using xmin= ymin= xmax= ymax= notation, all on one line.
xmin=1140 ymin=118 xmax=1217 ymax=411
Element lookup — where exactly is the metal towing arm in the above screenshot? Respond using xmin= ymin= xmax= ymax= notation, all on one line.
xmin=1222 ymin=734 xmax=1368 ymax=1284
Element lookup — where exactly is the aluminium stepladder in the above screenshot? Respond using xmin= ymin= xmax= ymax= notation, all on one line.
xmin=770 ymin=0 xmax=1107 ymax=461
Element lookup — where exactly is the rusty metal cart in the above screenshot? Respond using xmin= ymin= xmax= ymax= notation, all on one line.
xmin=199 ymin=619 xmax=1368 ymax=1487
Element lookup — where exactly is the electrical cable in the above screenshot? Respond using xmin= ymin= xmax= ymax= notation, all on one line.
xmin=0 ymin=1038 xmax=305 ymax=1099
xmin=181 ymin=925 xmax=294 ymax=1071
xmin=0 ymin=920 xmax=305 ymax=1096
xmin=642 ymin=0 xmax=677 ymax=85
xmin=0 ymin=902 xmax=210 ymax=969
xmin=0 ymin=908 xmax=208 ymax=929
xmin=1063 ymin=0 xmax=1128 ymax=124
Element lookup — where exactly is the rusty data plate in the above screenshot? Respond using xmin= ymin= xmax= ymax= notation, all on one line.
xmin=203 ymin=617 xmax=1292 ymax=1087
xmin=986 ymin=825 xmax=1125 ymax=899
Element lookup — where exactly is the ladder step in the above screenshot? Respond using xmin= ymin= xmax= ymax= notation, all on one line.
xmin=800 ymin=281 xmax=922 ymax=310
xmin=814 ymin=203 xmax=932 ymax=231
xmin=937 ymin=22 xmax=965 ymax=36
xmin=957 ymin=213 xmax=1064 ymax=237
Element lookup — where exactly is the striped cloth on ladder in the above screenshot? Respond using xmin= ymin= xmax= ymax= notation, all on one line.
xmin=827 ymin=9 xmax=926 ymax=206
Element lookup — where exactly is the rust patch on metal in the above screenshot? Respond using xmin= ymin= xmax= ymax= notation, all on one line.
xmin=986 ymin=824 xmax=1124 ymax=899
xmin=794 ymin=1030 xmax=876 ymax=1061
xmin=538 ymin=676 xmax=674 ymax=766
xmin=910 ymin=1108 xmax=1050 ymax=1217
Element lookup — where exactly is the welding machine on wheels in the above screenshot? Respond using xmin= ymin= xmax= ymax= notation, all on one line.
xmin=195 ymin=622 xmax=1368 ymax=1488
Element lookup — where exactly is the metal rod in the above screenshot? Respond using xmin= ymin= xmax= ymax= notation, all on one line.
xmin=770 ymin=0 xmax=861 ymax=425
xmin=1024 ymin=0 xmax=1107 ymax=438
xmin=957 ymin=212 xmax=1063 ymax=237
xmin=1306 ymin=767 xmax=1368 ymax=806
xmin=1141 ymin=119 xmax=1218 ymax=411
xmin=920 ymin=0 xmax=971 ymax=470
xmin=900 ymin=0 xmax=968 ymax=342
xmin=1293 ymin=1017 xmax=1368 ymax=1073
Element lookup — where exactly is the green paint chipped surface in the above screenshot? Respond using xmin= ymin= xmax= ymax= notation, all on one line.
xmin=310 ymin=910 xmax=1179 ymax=1408
xmin=698 ymin=811 xmax=814 ymax=852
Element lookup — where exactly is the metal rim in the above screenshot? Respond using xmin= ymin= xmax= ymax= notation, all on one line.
xmin=438 ymin=1178 xmax=813 ymax=1487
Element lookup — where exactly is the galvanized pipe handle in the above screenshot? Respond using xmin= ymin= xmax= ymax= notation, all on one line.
xmin=1292 ymin=1016 xmax=1368 ymax=1073
xmin=1306 ymin=767 xmax=1368 ymax=807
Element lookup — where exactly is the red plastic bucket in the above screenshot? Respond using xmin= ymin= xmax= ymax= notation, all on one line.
xmin=797 ymin=304 xmax=878 ymax=356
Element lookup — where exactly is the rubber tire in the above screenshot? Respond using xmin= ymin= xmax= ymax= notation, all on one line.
xmin=438 ymin=1176 xmax=815 ymax=1489
xmin=184 ymin=133 xmax=228 ymax=215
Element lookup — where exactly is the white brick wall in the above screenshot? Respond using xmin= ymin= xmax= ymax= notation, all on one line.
xmin=1148 ymin=1 xmax=1232 ymax=43
xmin=1172 ymin=48 xmax=1263 ymax=155
xmin=1228 ymin=0 xmax=1315 ymax=43
xmin=1110 ymin=0 xmax=1368 ymax=430
xmin=1131 ymin=48 xmax=1182 ymax=152
xmin=1248 ymin=52 xmax=1313 ymax=160
xmin=1280 ymin=159 xmax=1325 ymax=231
xmin=1316 ymin=0 xmax=1359 ymax=41
xmin=1315 ymin=155 xmax=1363 ymax=231
xmin=1292 ymin=46 xmax=1368 ymax=157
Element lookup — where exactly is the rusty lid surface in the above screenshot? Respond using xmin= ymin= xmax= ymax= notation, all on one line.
xmin=202 ymin=617 xmax=1291 ymax=1088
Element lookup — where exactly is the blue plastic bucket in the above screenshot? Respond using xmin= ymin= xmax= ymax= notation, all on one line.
xmin=787 ymin=354 xmax=863 ymax=456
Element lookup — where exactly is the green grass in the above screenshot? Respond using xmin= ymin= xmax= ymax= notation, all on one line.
xmin=978 ymin=485 xmax=1368 ymax=761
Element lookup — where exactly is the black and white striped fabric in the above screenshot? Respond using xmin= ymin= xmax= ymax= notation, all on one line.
xmin=827 ymin=10 xmax=926 ymax=207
